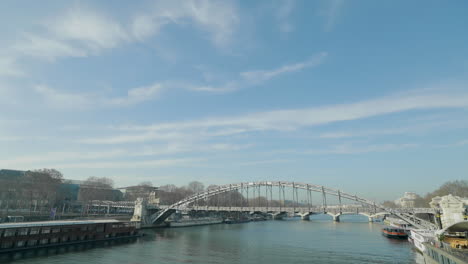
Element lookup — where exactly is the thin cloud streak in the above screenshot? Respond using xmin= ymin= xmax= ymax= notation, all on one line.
xmin=49 ymin=158 xmax=200 ymax=169
xmin=303 ymin=143 xmax=418 ymax=155
xmin=240 ymin=52 xmax=327 ymax=83
xmin=0 ymin=143 xmax=251 ymax=168
xmin=323 ymin=0 xmax=344 ymax=32
xmin=34 ymin=83 xmax=164 ymax=109
xmin=87 ymin=89 xmax=468 ymax=144
xmin=319 ymin=118 xmax=468 ymax=139
xmin=189 ymin=52 xmax=327 ymax=93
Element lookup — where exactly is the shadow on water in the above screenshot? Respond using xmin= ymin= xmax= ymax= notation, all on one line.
xmin=0 ymin=238 xmax=138 ymax=263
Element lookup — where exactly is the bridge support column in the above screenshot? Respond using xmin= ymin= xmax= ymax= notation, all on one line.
xmin=272 ymin=212 xmax=287 ymax=220
xmin=131 ymin=198 xmax=148 ymax=225
xmin=332 ymin=214 xmax=340 ymax=222
xmin=298 ymin=212 xmax=312 ymax=220
xmin=368 ymin=217 xmax=374 ymax=222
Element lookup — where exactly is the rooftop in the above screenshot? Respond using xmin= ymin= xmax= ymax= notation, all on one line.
xmin=0 ymin=219 xmax=120 ymax=229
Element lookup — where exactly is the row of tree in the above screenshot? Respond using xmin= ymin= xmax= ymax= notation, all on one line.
xmin=0 ymin=168 xmax=121 ymax=212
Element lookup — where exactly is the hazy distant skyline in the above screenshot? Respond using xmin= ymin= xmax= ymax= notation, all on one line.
xmin=1 ymin=0 xmax=467 ymax=201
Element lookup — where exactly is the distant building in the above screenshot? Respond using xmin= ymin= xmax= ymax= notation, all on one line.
xmin=395 ymin=192 xmax=419 ymax=208
xmin=118 ymin=185 xmax=159 ymax=204
xmin=430 ymin=194 xmax=468 ymax=228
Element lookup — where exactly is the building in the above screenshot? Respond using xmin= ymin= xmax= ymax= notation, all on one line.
xmin=395 ymin=192 xmax=419 ymax=208
xmin=430 ymin=194 xmax=468 ymax=228
xmin=118 ymin=185 xmax=159 ymax=204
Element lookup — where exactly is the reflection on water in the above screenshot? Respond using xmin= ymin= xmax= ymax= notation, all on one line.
xmin=4 ymin=216 xmax=424 ymax=264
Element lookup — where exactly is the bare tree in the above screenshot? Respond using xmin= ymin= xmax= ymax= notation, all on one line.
xmin=159 ymin=184 xmax=178 ymax=192
xmin=187 ymin=181 xmax=205 ymax=193
xmin=34 ymin=168 xmax=64 ymax=182
xmin=84 ymin=176 xmax=114 ymax=189
xmin=138 ymin=181 xmax=153 ymax=187
xmin=79 ymin=177 xmax=116 ymax=202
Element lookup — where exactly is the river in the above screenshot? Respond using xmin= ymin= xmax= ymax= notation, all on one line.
xmin=2 ymin=215 xmax=424 ymax=264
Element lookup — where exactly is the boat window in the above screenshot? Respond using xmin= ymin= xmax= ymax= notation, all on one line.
xmin=1 ymin=241 xmax=13 ymax=249
xmin=52 ymin=228 xmax=60 ymax=233
xmin=4 ymin=229 xmax=16 ymax=237
xmin=41 ymin=228 xmax=51 ymax=234
xmin=29 ymin=228 xmax=39 ymax=235
xmin=18 ymin=228 xmax=28 ymax=236
xmin=80 ymin=226 xmax=88 ymax=231
xmin=16 ymin=241 xmax=26 ymax=247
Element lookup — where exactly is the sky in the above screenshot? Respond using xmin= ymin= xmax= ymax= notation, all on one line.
xmin=0 ymin=0 xmax=467 ymax=201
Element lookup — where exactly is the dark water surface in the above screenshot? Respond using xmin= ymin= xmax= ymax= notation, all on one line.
xmin=2 ymin=215 xmax=424 ymax=264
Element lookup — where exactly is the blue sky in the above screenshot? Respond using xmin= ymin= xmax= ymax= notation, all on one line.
xmin=1 ymin=0 xmax=467 ymax=201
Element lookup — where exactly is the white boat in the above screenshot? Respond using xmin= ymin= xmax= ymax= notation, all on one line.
xmin=408 ymin=229 xmax=435 ymax=253
xmin=384 ymin=217 xmax=413 ymax=231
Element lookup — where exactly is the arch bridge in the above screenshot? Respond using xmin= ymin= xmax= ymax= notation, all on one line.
xmin=141 ymin=181 xmax=438 ymax=230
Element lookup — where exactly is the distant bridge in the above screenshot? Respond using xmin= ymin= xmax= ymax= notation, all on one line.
xmin=144 ymin=181 xmax=439 ymax=229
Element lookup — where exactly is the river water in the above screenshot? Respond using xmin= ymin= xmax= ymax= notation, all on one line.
xmin=3 ymin=215 xmax=424 ymax=264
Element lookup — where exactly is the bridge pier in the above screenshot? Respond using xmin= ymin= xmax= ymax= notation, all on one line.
xmin=271 ymin=212 xmax=288 ymax=220
xmin=332 ymin=214 xmax=341 ymax=222
xmin=298 ymin=212 xmax=313 ymax=220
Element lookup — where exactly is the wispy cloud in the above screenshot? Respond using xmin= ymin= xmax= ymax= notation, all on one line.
xmin=239 ymin=159 xmax=292 ymax=166
xmin=106 ymin=84 xmax=164 ymax=106
xmin=0 ymin=57 xmax=24 ymax=77
xmin=323 ymin=0 xmax=344 ymax=32
xmin=131 ymin=0 xmax=239 ymax=47
xmin=190 ymin=52 xmax=327 ymax=93
xmin=14 ymin=7 xmax=128 ymax=61
xmin=34 ymin=83 xmax=164 ymax=109
xmin=275 ymin=0 xmax=295 ymax=33
xmin=82 ymin=89 xmax=468 ymax=144
xmin=8 ymin=1 xmax=239 ymax=67
xmin=304 ymin=143 xmax=418 ymax=155
xmin=0 ymin=142 xmax=248 ymax=169
xmin=34 ymin=85 xmax=93 ymax=109
xmin=46 ymin=7 xmax=129 ymax=51
xmin=240 ymin=52 xmax=327 ymax=83
xmin=0 ymin=149 xmax=127 ymax=167
xmin=438 ymin=139 xmax=468 ymax=148
xmin=52 ymin=158 xmax=199 ymax=169
xmin=319 ymin=118 xmax=468 ymax=139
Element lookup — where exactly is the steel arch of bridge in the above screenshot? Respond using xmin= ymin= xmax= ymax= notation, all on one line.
xmin=151 ymin=181 xmax=382 ymax=224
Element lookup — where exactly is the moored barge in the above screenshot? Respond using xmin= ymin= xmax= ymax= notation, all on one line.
xmin=382 ymin=227 xmax=408 ymax=239
xmin=0 ymin=219 xmax=139 ymax=253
